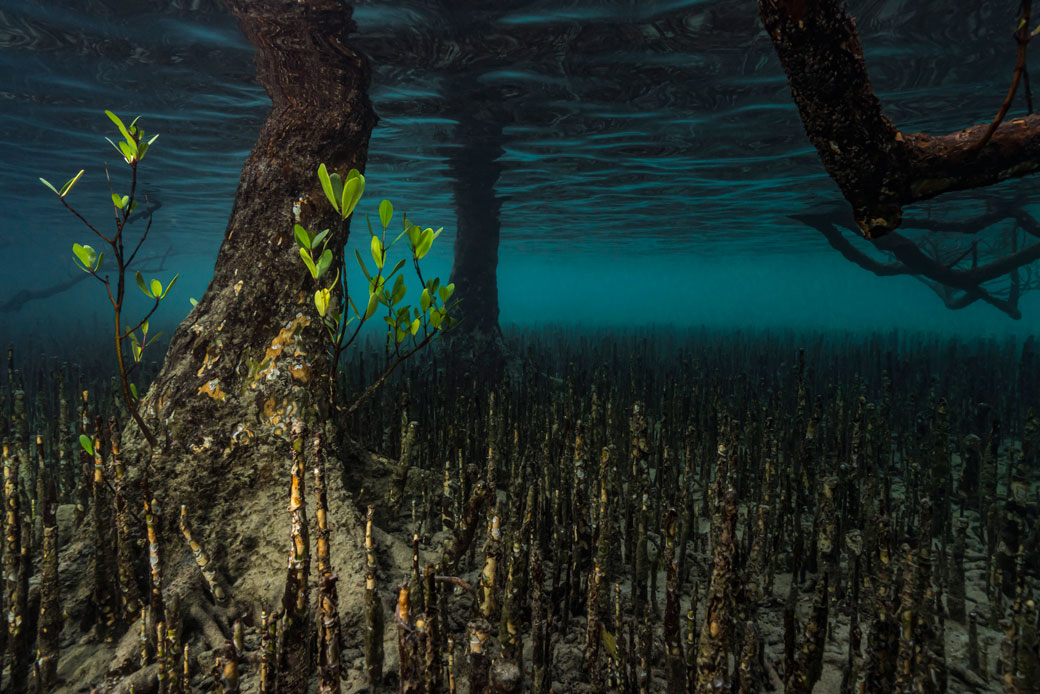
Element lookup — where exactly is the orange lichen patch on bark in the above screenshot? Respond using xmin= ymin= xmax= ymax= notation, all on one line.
xmin=199 ymin=379 xmax=227 ymax=402
xmin=250 ymin=314 xmax=312 ymax=388
xmin=263 ymin=397 xmax=282 ymax=427
xmin=265 ymin=314 xmax=311 ymax=362
xmin=196 ymin=342 xmax=222 ymax=378
xmin=290 ymin=362 xmax=311 ymax=383
xmin=262 ymin=397 xmax=298 ymax=437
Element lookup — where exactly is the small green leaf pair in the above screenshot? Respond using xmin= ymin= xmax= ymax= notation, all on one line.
xmin=300 ymin=248 xmax=334 ymax=281
xmin=135 ymin=270 xmax=179 ymax=300
xmin=295 ymin=224 xmax=334 ymax=280
xmin=111 ymin=193 xmax=134 ymax=211
xmin=127 ymin=320 xmax=162 ymax=363
xmin=317 ymin=163 xmax=365 ymax=220
xmin=408 ymin=225 xmax=442 ymax=260
xmin=315 ymin=287 xmax=332 ymax=317
xmin=293 ymin=224 xmax=330 ymax=252
xmin=72 ymin=243 xmax=103 ymax=273
xmin=429 ymin=306 xmax=448 ymax=329
xmin=39 ymin=169 xmax=84 ymax=199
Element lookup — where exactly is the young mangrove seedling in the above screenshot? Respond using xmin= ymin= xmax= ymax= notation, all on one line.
xmin=293 ymin=163 xmax=458 ymax=411
xmin=40 ymin=111 xmax=177 ymax=451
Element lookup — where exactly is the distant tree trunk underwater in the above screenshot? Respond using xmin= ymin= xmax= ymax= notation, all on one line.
xmin=446 ymin=86 xmax=508 ymax=366
xmin=759 ymin=0 xmax=1040 ymax=239
xmin=131 ymin=0 xmax=376 ymax=625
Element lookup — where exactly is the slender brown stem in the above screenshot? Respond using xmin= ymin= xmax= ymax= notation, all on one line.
xmin=969 ymin=0 xmax=1030 ymax=152
xmin=344 ymin=332 xmax=437 ymax=416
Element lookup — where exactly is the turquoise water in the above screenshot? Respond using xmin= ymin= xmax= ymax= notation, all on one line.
xmin=1 ymin=0 xmax=1038 ymax=345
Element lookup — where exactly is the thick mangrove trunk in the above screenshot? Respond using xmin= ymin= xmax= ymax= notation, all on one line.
xmin=137 ymin=0 xmax=376 ymax=598
xmin=446 ymin=89 xmax=506 ymax=360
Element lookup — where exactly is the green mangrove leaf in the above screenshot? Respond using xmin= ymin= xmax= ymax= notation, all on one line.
xmin=294 ymin=223 xmax=311 ymax=250
xmin=410 ymin=317 xmax=421 ymax=336
xmin=387 ymin=258 xmax=406 ymax=278
xmin=190 ymin=297 xmax=199 ymax=307
xmin=118 ymin=140 xmax=135 ymax=163
xmin=105 ymin=137 xmax=123 ymax=158
xmin=316 ymin=249 xmax=333 ymax=278
xmin=150 ymin=278 xmax=162 ymax=298
xmin=420 ymin=288 xmax=431 ymax=312
xmin=141 ymin=319 xmax=149 ymax=337
xmin=391 ymin=274 xmax=406 ymax=305
xmin=342 ymin=175 xmax=365 ymax=218
xmin=73 ymin=243 xmax=97 ymax=271
xmin=315 ymin=287 xmax=331 ymax=317
xmin=160 ymin=273 xmax=179 ymax=299
xmin=144 ymin=331 xmax=163 ymax=348
xmin=379 ymin=199 xmax=393 ymax=229
xmin=430 ymin=307 xmax=444 ymax=329
xmin=317 ymin=163 xmax=338 ymax=212
xmin=354 ymin=249 xmax=372 ymax=280
xmin=311 ymin=229 xmax=330 ymax=250
xmin=136 ymin=270 xmax=150 ymax=295
xmin=137 ymin=141 xmax=149 ymax=160
xmin=438 ymin=283 xmax=455 ymax=303
xmin=129 ymin=331 xmax=142 ymax=361
xmin=59 ymin=170 xmax=85 ymax=197
xmin=364 ymin=292 xmax=379 ymax=320
xmin=300 ymin=247 xmax=318 ymax=279
xmin=408 ymin=224 xmax=421 ymax=248
xmin=346 ymin=294 xmax=360 ymax=318
xmin=79 ymin=434 xmax=94 ymax=456
xmin=370 ymin=235 xmax=384 ymax=269
xmin=395 ymin=327 xmax=407 ymax=344
xmin=330 ymin=172 xmax=344 ymax=211
xmin=390 ymin=226 xmax=409 ymax=249
xmin=112 ymin=193 xmax=125 ymax=209
xmin=415 ymin=227 xmax=434 ymax=259
xmin=39 ymin=177 xmax=59 ymax=195
xmin=105 ymin=110 xmax=132 ymax=143
xmin=129 ymin=383 xmax=138 ymax=400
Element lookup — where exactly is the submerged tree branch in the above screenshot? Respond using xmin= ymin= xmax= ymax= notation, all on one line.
xmin=760 ymin=0 xmax=1040 ymax=238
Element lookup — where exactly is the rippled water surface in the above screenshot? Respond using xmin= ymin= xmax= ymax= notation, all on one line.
xmin=2 ymin=0 xmax=1039 ymax=338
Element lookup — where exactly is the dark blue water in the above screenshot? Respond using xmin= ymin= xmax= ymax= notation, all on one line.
xmin=2 ymin=0 xmax=1038 ymax=346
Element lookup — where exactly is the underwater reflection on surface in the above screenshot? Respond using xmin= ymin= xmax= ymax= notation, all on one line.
xmin=0 ymin=0 xmax=1037 ymax=341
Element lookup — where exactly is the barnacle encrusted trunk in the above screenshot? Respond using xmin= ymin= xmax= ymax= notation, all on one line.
xmin=135 ymin=0 xmax=376 ymax=600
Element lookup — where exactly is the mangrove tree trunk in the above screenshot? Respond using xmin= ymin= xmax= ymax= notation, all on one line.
xmin=136 ymin=0 xmax=375 ymax=605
